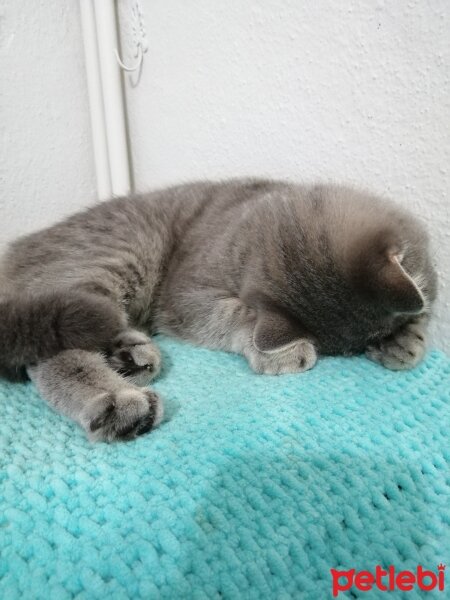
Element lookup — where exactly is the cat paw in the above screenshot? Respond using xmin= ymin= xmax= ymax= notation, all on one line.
xmin=366 ymin=325 xmax=426 ymax=370
xmin=84 ymin=388 xmax=163 ymax=442
xmin=246 ymin=339 xmax=317 ymax=375
xmin=108 ymin=329 xmax=161 ymax=385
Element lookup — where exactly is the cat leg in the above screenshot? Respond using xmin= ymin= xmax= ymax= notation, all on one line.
xmin=245 ymin=309 xmax=317 ymax=374
xmin=74 ymin=283 xmax=162 ymax=384
xmin=27 ymin=349 xmax=163 ymax=442
xmin=107 ymin=328 xmax=162 ymax=385
xmin=220 ymin=299 xmax=317 ymax=374
xmin=167 ymin=292 xmax=317 ymax=375
xmin=365 ymin=314 xmax=428 ymax=370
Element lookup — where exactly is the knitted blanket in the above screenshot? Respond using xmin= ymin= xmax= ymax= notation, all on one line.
xmin=1 ymin=337 xmax=449 ymax=599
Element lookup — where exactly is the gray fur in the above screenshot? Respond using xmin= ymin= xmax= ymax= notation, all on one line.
xmin=27 ymin=349 xmax=163 ymax=442
xmin=0 ymin=179 xmax=437 ymax=441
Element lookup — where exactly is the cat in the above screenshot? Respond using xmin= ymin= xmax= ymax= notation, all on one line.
xmin=0 ymin=179 xmax=437 ymax=441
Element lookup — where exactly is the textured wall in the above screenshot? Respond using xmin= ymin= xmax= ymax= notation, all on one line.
xmin=121 ymin=0 xmax=450 ymax=351
xmin=0 ymin=1 xmax=96 ymax=249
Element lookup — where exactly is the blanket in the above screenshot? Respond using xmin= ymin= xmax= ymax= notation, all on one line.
xmin=1 ymin=336 xmax=449 ymax=599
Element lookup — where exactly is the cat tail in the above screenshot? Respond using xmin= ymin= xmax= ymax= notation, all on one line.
xmin=0 ymin=291 xmax=125 ymax=381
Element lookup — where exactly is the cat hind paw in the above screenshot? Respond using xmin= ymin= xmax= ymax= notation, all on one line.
xmin=85 ymin=388 xmax=163 ymax=442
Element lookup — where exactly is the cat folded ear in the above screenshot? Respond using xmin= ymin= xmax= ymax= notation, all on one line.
xmin=354 ymin=234 xmax=425 ymax=314
xmin=378 ymin=251 xmax=425 ymax=313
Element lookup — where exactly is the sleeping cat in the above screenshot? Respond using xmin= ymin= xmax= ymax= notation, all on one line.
xmin=0 ymin=179 xmax=437 ymax=441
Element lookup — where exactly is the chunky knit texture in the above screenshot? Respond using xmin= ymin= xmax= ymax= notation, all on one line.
xmin=1 ymin=337 xmax=449 ymax=599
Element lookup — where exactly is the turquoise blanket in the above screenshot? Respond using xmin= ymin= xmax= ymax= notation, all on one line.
xmin=1 ymin=337 xmax=449 ymax=599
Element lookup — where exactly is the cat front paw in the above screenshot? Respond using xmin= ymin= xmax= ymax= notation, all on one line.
xmin=83 ymin=388 xmax=163 ymax=442
xmin=366 ymin=324 xmax=426 ymax=370
xmin=246 ymin=339 xmax=317 ymax=375
xmin=108 ymin=329 xmax=161 ymax=385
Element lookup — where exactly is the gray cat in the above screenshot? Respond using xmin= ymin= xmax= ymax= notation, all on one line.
xmin=0 ymin=179 xmax=437 ymax=441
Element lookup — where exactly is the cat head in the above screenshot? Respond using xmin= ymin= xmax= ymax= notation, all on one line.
xmin=268 ymin=185 xmax=437 ymax=354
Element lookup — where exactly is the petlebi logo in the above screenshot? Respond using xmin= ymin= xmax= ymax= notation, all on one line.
xmin=330 ymin=564 xmax=445 ymax=597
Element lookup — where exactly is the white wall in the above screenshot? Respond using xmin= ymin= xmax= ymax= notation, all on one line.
xmin=0 ymin=2 xmax=96 ymax=248
xmin=121 ymin=0 xmax=450 ymax=352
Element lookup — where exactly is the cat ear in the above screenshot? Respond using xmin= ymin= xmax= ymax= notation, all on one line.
xmin=353 ymin=233 xmax=425 ymax=314
xmin=376 ymin=250 xmax=425 ymax=313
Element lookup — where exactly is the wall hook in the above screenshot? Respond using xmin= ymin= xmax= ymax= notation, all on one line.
xmin=115 ymin=42 xmax=144 ymax=72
